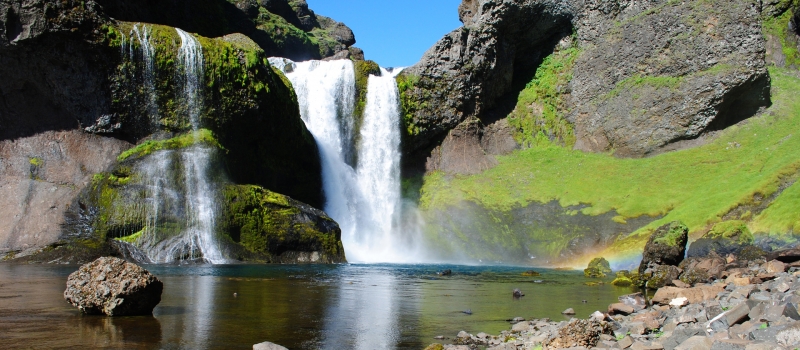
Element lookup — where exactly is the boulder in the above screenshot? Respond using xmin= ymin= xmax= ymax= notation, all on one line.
xmin=687 ymin=221 xmax=755 ymax=258
xmin=678 ymin=254 xmax=727 ymax=286
xmin=638 ymin=222 xmax=689 ymax=275
xmin=253 ymin=341 xmax=289 ymax=350
xmin=64 ymin=257 xmax=162 ymax=316
xmin=545 ymin=319 xmax=612 ymax=349
xmin=609 ymin=303 xmax=635 ymax=316
xmin=585 ymin=257 xmax=613 ymax=278
xmin=641 ymin=265 xmax=681 ymax=290
xmin=651 ymin=285 xmax=725 ymax=305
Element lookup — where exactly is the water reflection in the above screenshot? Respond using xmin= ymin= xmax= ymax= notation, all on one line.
xmin=322 ymin=269 xmax=400 ymax=350
xmin=0 ymin=264 xmax=633 ymax=349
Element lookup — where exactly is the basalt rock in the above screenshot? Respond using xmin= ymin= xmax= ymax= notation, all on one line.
xmin=94 ymin=0 xmax=358 ymax=61
xmin=64 ymin=257 xmax=163 ymax=316
xmin=400 ymin=0 xmax=771 ymax=171
xmin=687 ymin=220 xmax=755 ymax=258
xmin=638 ymin=222 xmax=689 ymax=275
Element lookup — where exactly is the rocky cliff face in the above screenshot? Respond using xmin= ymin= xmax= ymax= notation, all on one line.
xmin=93 ymin=0 xmax=360 ymax=61
xmin=400 ymin=0 xmax=773 ymax=171
xmin=0 ymin=0 xmax=343 ymax=262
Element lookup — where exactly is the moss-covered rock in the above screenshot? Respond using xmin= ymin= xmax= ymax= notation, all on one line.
xmin=638 ymin=221 xmax=689 ymax=275
xmin=611 ymin=276 xmax=633 ymax=287
xmin=687 ymin=220 xmax=755 ymax=258
xmin=640 ymin=264 xmax=681 ymax=290
xmin=108 ymin=22 xmax=323 ymax=207
xmin=218 ymin=184 xmax=345 ymax=263
xmin=584 ymin=257 xmax=612 ymax=278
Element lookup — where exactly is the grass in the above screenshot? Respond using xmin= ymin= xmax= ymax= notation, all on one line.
xmin=507 ymin=46 xmax=580 ymax=148
xmin=117 ymin=129 xmax=223 ymax=161
xmin=420 ymin=67 xmax=800 ymax=259
xmin=763 ymin=8 xmax=800 ymax=68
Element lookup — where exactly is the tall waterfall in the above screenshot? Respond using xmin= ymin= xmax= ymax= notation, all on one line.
xmin=270 ymin=58 xmax=423 ymax=263
xmin=122 ymin=27 xmax=225 ymax=264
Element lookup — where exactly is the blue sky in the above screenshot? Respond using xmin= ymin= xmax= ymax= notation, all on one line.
xmin=306 ymin=0 xmax=464 ymax=68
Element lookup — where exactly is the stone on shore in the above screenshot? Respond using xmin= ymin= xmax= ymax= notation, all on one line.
xmin=562 ymin=308 xmax=576 ymax=315
xmin=64 ymin=257 xmax=162 ymax=316
xmin=253 ymin=341 xmax=289 ymax=350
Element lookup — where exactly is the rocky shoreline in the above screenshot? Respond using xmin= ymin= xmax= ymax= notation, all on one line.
xmin=428 ymin=255 xmax=800 ymax=350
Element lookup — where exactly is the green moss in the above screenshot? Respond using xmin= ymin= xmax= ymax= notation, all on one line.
xmin=397 ymin=73 xmax=426 ymax=137
xmin=219 ymin=185 xmax=344 ymax=260
xmin=585 ymin=257 xmax=612 ymax=277
xmin=508 ymin=45 xmax=580 ymax=148
xmin=419 ymin=68 xmax=800 ymax=259
xmin=707 ymin=220 xmax=754 ymax=245
xmin=28 ymin=157 xmax=43 ymax=167
xmin=115 ymin=230 xmax=144 ymax=244
xmin=117 ymin=129 xmax=223 ymax=162
xmin=611 ymin=276 xmax=633 ymax=286
xmin=353 ymin=60 xmax=381 ymax=122
xmin=654 ymin=222 xmax=690 ymax=247
xmin=763 ymin=9 xmax=800 ymax=67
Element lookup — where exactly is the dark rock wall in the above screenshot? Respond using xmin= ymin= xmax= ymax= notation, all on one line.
xmin=0 ymin=0 xmax=338 ymax=260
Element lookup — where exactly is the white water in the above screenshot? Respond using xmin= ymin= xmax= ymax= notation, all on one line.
xmin=271 ymin=58 xmax=424 ymax=263
xmin=124 ymin=28 xmax=225 ymax=264
xmin=127 ymin=24 xmax=159 ymax=126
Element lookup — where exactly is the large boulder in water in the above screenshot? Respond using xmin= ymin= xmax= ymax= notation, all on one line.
xmin=64 ymin=257 xmax=163 ymax=316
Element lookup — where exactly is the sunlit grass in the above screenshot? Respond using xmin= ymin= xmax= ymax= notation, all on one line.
xmin=420 ymin=68 xmax=800 ymax=257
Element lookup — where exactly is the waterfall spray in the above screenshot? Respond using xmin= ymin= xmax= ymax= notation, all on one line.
xmin=270 ymin=58 xmax=425 ymax=263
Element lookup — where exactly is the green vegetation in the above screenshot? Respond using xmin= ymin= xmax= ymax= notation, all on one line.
xmin=420 ymin=68 xmax=800 ymax=258
xmin=397 ymin=73 xmax=426 ymax=137
xmin=115 ymin=230 xmax=144 ymax=244
xmin=653 ymin=222 xmax=689 ymax=247
xmin=508 ymin=46 xmax=580 ymax=148
xmin=117 ymin=129 xmax=223 ymax=162
xmin=584 ymin=257 xmax=612 ymax=277
xmin=219 ymin=185 xmax=344 ymax=260
xmin=28 ymin=157 xmax=43 ymax=167
xmin=763 ymin=8 xmax=800 ymax=67
xmin=611 ymin=276 xmax=633 ymax=286
xmin=706 ymin=220 xmax=754 ymax=245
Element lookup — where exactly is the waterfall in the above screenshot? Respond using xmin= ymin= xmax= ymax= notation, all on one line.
xmin=122 ymin=28 xmax=225 ymax=264
xmin=270 ymin=58 xmax=423 ymax=263
xmin=130 ymin=24 xmax=158 ymax=126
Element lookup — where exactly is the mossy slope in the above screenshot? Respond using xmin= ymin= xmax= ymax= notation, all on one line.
xmin=419 ymin=67 xmax=800 ymax=267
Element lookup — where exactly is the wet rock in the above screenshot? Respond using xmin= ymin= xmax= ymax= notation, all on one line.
xmin=64 ymin=257 xmax=162 ymax=316
xmin=512 ymin=288 xmax=524 ymax=298
xmin=438 ymin=269 xmax=453 ymax=276
xmin=639 ymin=222 xmax=689 ymax=274
xmin=562 ymin=308 xmax=576 ymax=315
xmin=609 ymin=303 xmax=635 ymax=316
xmin=253 ymin=341 xmax=289 ymax=350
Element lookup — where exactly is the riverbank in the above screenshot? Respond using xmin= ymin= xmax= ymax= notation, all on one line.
xmin=429 ymin=257 xmax=800 ymax=350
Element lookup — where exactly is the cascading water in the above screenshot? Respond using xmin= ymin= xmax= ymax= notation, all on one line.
xmin=130 ymin=24 xmax=158 ymax=124
xmin=270 ymin=58 xmax=424 ymax=262
xmin=121 ymin=27 xmax=225 ymax=264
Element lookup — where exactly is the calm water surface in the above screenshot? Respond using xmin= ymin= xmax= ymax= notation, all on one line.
xmin=0 ymin=263 xmax=633 ymax=349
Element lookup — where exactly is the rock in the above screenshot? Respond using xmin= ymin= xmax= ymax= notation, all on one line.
xmin=619 ymin=293 xmax=647 ymax=311
xmin=641 ymin=265 xmax=682 ymax=290
xmin=619 ymin=336 xmax=634 ymax=349
xmin=456 ymin=331 xmax=470 ymax=339
xmin=776 ymin=323 xmax=800 ymax=348
xmin=253 ymin=341 xmax=289 ymax=350
xmin=545 ymin=319 xmax=612 ymax=348
xmin=563 ymin=308 xmax=576 ymax=315
xmin=438 ymin=269 xmax=453 ymax=276
xmin=512 ymin=288 xmax=524 ymax=297
xmin=687 ymin=221 xmax=755 ymax=258
xmin=768 ymin=248 xmax=800 ymax=264
xmin=63 ymin=257 xmax=162 ymax=316
xmin=651 ymin=285 xmax=725 ymax=305
xmin=612 ymin=276 xmax=634 ymax=286
xmin=522 ymin=270 xmax=540 ymax=276
xmin=511 ymin=321 xmax=529 ymax=333
xmin=710 ymin=339 xmax=749 ymax=350
xmin=585 ymin=257 xmax=613 ymax=278
xmin=764 ymin=260 xmax=787 ymax=274
xmin=639 ymin=222 xmax=689 ymax=275
xmin=670 ymin=297 xmax=689 ymax=308
xmin=609 ymin=303 xmax=635 ymax=316
xmin=591 ymin=311 xmax=606 ymax=322
xmin=724 ymin=303 xmax=751 ymax=326
xmin=673 ymin=280 xmax=691 ymax=288
xmin=675 ymin=336 xmax=713 ymax=350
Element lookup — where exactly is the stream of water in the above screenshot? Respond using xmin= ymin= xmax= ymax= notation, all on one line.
xmin=270 ymin=59 xmax=424 ymax=263
xmin=0 ymin=264 xmax=632 ymax=350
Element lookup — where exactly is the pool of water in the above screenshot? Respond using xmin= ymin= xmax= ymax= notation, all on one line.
xmin=0 ymin=263 xmax=634 ymax=349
